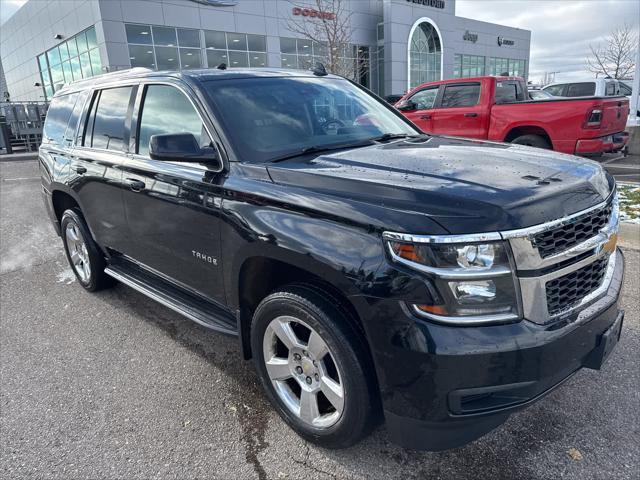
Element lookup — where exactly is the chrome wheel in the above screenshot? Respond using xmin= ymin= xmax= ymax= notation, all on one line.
xmin=262 ymin=316 xmax=345 ymax=428
xmin=65 ymin=222 xmax=91 ymax=283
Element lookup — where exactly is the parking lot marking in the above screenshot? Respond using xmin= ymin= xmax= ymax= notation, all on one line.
xmin=2 ymin=176 xmax=40 ymax=181
xmin=602 ymin=155 xmax=625 ymax=165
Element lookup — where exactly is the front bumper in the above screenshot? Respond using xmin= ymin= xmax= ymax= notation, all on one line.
xmin=575 ymin=131 xmax=629 ymax=155
xmin=362 ymin=249 xmax=624 ymax=451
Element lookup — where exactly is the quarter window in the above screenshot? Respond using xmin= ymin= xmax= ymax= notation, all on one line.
xmin=43 ymin=93 xmax=79 ymax=144
xmin=137 ymin=85 xmax=210 ymax=157
xmin=90 ymin=87 xmax=133 ymax=151
xmin=544 ymin=84 xmax=566 ymax=96
xmin=408 ymin=87 xmax=438 ymax=110
xmin=440 ymin=84 xmax=480 ymax=107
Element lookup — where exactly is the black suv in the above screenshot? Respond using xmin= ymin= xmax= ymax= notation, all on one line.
xmin=40 ymin=67 xmax=624 ymax=451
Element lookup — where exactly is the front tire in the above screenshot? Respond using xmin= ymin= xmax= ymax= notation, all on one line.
xmin=60 ymin=208 xmax=113 ymax=292
xmin=251 ymin=284 xmax=377 ymax=449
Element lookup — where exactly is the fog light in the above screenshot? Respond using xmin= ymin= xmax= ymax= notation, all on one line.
xmin=455 ymin=244 xmax=495 ymax=268
xmin=450 ymin=280 xmax=497 ymax=304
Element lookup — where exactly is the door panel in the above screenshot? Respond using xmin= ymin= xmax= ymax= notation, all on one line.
xmin=121 ymin=82 xmax=225 ymax=303
xmin=430 ymin=82 xmax=486 ymax=139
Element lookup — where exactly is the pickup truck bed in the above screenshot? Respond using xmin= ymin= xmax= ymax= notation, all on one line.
xmin=397 ymin=76 xmax=630 ymax=155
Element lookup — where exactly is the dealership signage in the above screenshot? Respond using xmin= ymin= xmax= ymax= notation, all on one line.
xmin=292 ymin=7 xmax=336 ymax=20
xmin=497 ymin=36 xmax=515 ymax=46
xmin=463 ymin=30 xmax=478 ymax=43
xmin=406 ymin=0 xmax=445 ymax=9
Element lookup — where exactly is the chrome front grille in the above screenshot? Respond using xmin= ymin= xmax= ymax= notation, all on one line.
xmin=545 ymin=256 xmax=609 ymax=316
xmin=531 ymin=200 xmax=613 ymax=258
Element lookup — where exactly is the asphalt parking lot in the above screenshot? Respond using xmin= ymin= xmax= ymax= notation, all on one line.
xmin=1 ymin=159 xmax=639 ymax=480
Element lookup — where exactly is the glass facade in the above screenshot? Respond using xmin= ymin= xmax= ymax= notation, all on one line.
xmin=125 ymin=23 xmax=267 ymax=70
xmin=453 ymin=54 xmax=485 ymax=78
xmin=409 ymin=22 xmax=441 ymax=89
xmin=488 ymin=57 xmax=527 ymax=78
xmin=37 ymin=26 xmax=101 ymax=100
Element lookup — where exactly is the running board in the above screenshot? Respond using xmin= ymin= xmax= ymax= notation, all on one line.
xmin=104 ymin=263 xmax=238 ymax=336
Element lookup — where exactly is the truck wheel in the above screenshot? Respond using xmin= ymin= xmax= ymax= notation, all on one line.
xmin=251 ymin=284 xmax=377 ymax=448
xmin=60 ymin=208 xmax=113 ymax=292
xmin=511 ymin=134 xmax=551 ymax=149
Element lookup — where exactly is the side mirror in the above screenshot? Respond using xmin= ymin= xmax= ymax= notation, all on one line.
xmin=396 ymin=100 xmax=417 ymax=111
xmin=149 ymin=133 xmax=218 ymax=163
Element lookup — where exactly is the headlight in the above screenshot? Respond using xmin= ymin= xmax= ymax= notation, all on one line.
xmin=385 ymin=236 xmax=522 ymax=325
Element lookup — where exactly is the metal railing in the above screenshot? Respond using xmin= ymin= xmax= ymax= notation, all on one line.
xmin=0 ymin=101 xmax=49 ymax=154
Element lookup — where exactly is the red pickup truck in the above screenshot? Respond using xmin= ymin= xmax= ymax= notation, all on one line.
xmin=395 ymin=76 xmax=630 ymax=155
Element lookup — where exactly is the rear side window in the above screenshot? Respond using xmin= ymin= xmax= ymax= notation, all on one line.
xmin=137 ymin=84 xmax=210 ymax=157
xmin=619 ymin=83 xmax=632 ymax=95
xmin=495 ymin=81 xmax=526 ymax=104
xmin=89 ymin=87 xmax=133 ymax=151
xmin=565 ymin=82 xmax=595 ymax=97
xmin=43 ymin=93 xmax=78 ymax=144
xmin=440 ymin=83 xmax=480 ymax=107
xmin=544 ymin=84 xmax=566 ymax=96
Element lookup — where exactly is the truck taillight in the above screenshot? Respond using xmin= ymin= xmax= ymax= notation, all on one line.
xmin=584 ymin=108 xmax=602 ymax=128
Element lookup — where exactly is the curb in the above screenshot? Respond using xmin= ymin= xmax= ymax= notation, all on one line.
xmin=0 ymin=153 xmax=38 ymax=162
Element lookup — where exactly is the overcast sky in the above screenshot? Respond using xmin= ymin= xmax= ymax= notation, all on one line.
xmin=1 ymin=0 xmax=638 ymax=82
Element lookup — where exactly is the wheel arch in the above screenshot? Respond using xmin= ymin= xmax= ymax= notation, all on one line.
xmin=504 ymin=125 xmax=554 ymax=148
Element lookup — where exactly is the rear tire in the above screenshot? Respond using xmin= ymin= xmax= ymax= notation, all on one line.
xmin=511 ymin=134 xmax=551 ymax=149
xmin=60 ymin=208 xmax=114 ymax=292
xmin=251 ymin=284 xmax=378 ymax=449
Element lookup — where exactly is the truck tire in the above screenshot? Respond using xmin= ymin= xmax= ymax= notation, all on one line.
xmin=60 ymin=208 xmax=114 ymax=292
xmin=511 ymin=134 xmax=551 ymax=149
xmin=251 ymin=284 xmax=378 ymax=449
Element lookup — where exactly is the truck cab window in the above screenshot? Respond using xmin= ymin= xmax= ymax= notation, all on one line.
xmin=440 ymin=84 xmax=480 ymax=107
xmin=408 ymin=87 xmax=438 ymax=110
xmin=566 ymin=82 xmax=595 ymax=97
xmin=91 ymin=87 xmax=133 ymax=151
xmin=137 ymin=85 xmax=210 ymax=157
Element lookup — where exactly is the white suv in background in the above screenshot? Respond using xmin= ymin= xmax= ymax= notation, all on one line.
xmin=543 ymin=78 xmax=621 ymax=97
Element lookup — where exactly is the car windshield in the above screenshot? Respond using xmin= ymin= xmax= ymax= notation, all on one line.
xmin=203 ymin=76 xmax=418 ymax=163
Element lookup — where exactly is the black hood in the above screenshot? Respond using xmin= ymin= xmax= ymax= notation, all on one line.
xmin=266 ymin=136 xmax=613 ymax=234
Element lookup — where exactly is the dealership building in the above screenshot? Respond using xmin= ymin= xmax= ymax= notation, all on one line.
xmin=0 ymin=0 xmax=531 ymax=102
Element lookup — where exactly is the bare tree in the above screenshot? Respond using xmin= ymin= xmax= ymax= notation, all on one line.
xmin=286 ymin=0 xmax=368 ymax=81
xmin=586 ymin=24 xmax=638 ymax=79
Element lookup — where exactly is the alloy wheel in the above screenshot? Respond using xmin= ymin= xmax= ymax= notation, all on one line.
xmin=262 ymin=315 xmax=345 ymax=428
xmin=65 ymin=222 xmax=91 ymax=283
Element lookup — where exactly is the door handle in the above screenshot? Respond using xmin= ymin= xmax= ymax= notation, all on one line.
xmin=125 ymin=178 xmax=146 ymax=192
xmin=464 ymin=113 xmax=478 ymax=118
xmin=74 ymin=165 xmax=87 ymax=174
xmin=420 ymin=114 xmax=431 ymax=120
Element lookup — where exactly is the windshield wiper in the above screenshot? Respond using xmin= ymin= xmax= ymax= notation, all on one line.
xmin=269 ymin=140 xmax=375 ymax=163
xmin=370 ymin=133 xmax=422 ymax=143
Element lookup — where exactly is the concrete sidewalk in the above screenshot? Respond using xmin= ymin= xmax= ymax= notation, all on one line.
xmin=0 ymin=152 xmax=38 ymax=162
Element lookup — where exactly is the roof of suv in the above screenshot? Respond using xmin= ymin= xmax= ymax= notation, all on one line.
xmin=54 ymin=67 xmax=342 ymax=96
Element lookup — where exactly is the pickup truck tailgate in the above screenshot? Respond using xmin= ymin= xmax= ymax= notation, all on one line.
xmin=598 ymin=97 xmax=629 ymax=135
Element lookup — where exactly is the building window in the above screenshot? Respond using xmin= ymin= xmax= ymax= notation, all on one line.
xmin=488 ymin=57 xmax=526 ymax=78
xmin=453 ymin=54 xmax=485 ymax=78
xmin=408 ymin=21 xmax=442 ymax=89
xmin=279 ymin=37 xmax=369 ymax=86
xmin=204 ymin=30 xmax=267 ymax=68
xmin=126 ymin=24 xmax=206 ymax=70
xmin=36 ymin=26 xmax=101 ymax=101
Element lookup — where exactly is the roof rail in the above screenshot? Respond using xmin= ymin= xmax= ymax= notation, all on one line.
xmin=56 ymin=67 xmax=154 ymax=92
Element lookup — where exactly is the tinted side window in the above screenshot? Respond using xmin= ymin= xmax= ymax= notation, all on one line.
xmin=544 ymin=84 xmax=566 ymax=96
xmin=43 ymin=93 xmax=78 ymax=144
xmin=91 ymin=87 xmax=133 ymax=151
xmin=63 ymin=90 xmax=90 ymax=144
xmin=408 ymin=87 xmax=438 ymax=110
xmin=440 ymin=84 xmax=480 ymax=107
xmin=495 ymin=81 xmax=526 ymax=104
xmin=137 ymin=84 xmax=210 ymax=157
xmin=566 ymin=82 xmax=595 ymax=97
xmin=605 ymin=82 xmax=617 ymax=96
xmin=619 ymin=83 xmax=632 ymax=95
